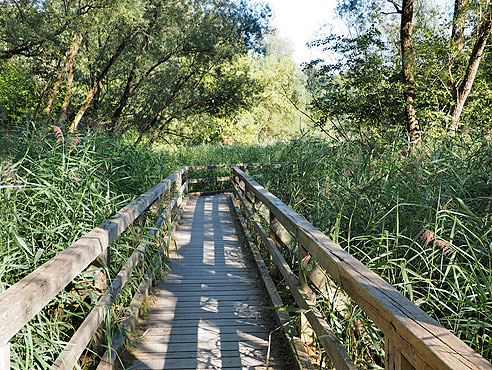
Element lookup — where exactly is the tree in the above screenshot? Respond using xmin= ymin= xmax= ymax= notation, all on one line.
xmin=449 ymin=1 xmax=492 ymax=133
xmin=307 ymin=0 xmax=492 ymax=141
xmin=0 ymin=0 xmax=271 ymax=144
xmin=397 ymin=0 xmax=422 ymax=146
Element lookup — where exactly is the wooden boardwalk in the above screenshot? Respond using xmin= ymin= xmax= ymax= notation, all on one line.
xmin=123 ymin=194 xmax=283 ymax=369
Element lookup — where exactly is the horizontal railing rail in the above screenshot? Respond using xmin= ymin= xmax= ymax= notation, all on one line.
xmin=231 ymin=166 xmax=492 ymax=370
xmin=0 ymin=162 xmax=281 ymax=369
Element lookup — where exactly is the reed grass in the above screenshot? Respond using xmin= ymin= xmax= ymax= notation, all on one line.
xmin=256 ymin=135 xmax=492 ymax=366
xmin=2 ymin=122 xmax=491 ymax=368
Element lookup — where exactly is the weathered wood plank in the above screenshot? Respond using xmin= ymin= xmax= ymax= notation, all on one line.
xmin=150 ymin=301 xmax=265 ymax=312
xmin=144 ymin=318 xmax=269 ymax=329
xmin=233 ymin=167 xmax=492 ymax=370
xmin=126 ymin=194 xmax=281 ymax=370
xmin=133 ymin=347 xmax=268 ymax=359
xmin=128 ymin=355 xmax=273 ymax=369
xmin=0 ymin=344 xmax=9 ymax=370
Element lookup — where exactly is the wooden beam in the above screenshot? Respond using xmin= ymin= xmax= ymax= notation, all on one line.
xmin=188 ymin=176 xmax=232 ymax=184
xmin=185 ymin=162 xmax=284 ymax=171
xmin=0 ymin=344 xmax=9 ymax=370
xmin=233 ymin=182 xmax=356 ymax=370
xmin=188 ymin=189 xmax=232 ymax=197
xmin=232 ymin=167 xmax=492 ymax=370
xmin=229 ymin=194 xmax=315 ymax=370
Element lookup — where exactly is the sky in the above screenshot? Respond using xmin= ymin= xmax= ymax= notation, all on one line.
xmin=264 ymin=0 xmax=341 ymax=64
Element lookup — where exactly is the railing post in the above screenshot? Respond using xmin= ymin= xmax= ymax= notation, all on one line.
xmin=0 ymin=343 xmax=10 ymax=370
xmin=298 ymin=244 xmax=316 ymax=351
xmin=385 ymin=337 xmax=416 ymax=370
xmin=268 ymin=212 xmax=280 ymax=280
xmin=93 ymin=247 xmax=111 ymax=292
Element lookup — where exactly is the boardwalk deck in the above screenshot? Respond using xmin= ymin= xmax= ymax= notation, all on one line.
xmin=123 ymin=194 xmax=284 ymax=370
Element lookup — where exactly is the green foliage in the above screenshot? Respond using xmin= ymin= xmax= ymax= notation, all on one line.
xmin=0 ymin=61 xmax=37 ymax=124
xmin=308 ymin=0 xmax=492 ymax=139
xmin=159 ymin=34 xmax=308 ymax=145
xmin=0 ymin=0 xmax=273 ymax=144
xmin=305 ymin=28 xmax=404 ymax=137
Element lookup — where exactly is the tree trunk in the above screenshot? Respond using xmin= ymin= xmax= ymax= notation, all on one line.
xmin=148 ymin=116 xmax=175 ymax=145
xmin=452 ymin=0 xmax=470 ymax=52
xmin=69 ymin=35 xmax=131 ymax=133
xmin=59 ymin=39 xmax=83 ymax=123
xmin=400 ymin=0 xmax=422 ymax=146
xmin=110 ymin=37 xmax=147 ymax=133
xmin=34 ymin=67 xmax=57 ymax=120
xmin=43 ymin=35 xmax=82 ymax=122
xmin=450 ymin=4 xmax=492 ymax=134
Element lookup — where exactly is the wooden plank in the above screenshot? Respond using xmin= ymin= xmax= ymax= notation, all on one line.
xmin=133 ymin=347 xmax=268 ymax=359
xmin=234 ymin=181 xmax=356 ymax=370
xmin=97 ymin=192 xmax=189 ymax=370
xmin=127 ymin=355 xmax=271 ymax=369
xmin=188 ymin=189 xmax=233 ymax=197
xmin=126 ymin=193 xmax=280 ymax=370
xmin=133 ymin=330 xmax=269 ymax=343
xmin=132 ymin=338 xmax=270 ymax=354
xmin=0 ymin=167 xmax=186 ymax=346
xmin=0 ymin=344 xmax=9 ymax=370
xmin=141 ymin=322 xmax=268 ymax=335
xmin=144 ymin=318 xmax=269 ymax=329
xmin=150 ymin=300 xmax=265 ymax=311
xmin=233 ymin=167 xmax=492 ymax=370
xmin=160 ymin=285 xmax=256 ymax=293
xmin=188 ymin=176 xmax=232 ymax=184
xmin=154 ymin=290 xmax=264 ymax=300
xmin=161 ymin=277 xmax=257 ymax=284
xmin=270 ymin=215 xmax=296 ymax=248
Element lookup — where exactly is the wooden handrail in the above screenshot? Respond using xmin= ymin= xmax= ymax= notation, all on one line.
xmin=7 ymin=161 xmax=485 ymax=370
xmin=232 ymin=181 xmax=356 ymax=370
xmin=185 ymin=162 xmax=284 ymax=171
xmin=232 ymin=166 xmax=492 ymax=370
xmin=0 ymin=166 xmax=186 ymax=347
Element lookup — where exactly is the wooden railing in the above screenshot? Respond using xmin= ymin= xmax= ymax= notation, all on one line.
xmin=0 ymin=163 xmax=280 ymax=370
xmin=1 ymin=162 xmax=490 ymax=370
xmin=231 ymin=166 xmax=492 ymax=370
